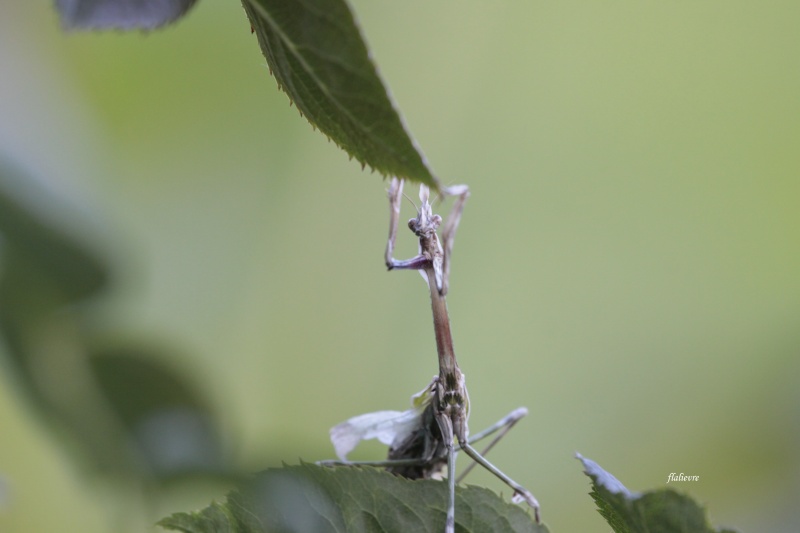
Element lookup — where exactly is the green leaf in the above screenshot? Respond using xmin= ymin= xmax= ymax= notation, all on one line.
xmin=577 ymin=453 xmax=739 ymax=533
xmin=159 ymin=463 xmax=547 ymax=533
xmin=54 ymin=0 xmax=198 ymax=30
xmin=0 ymin=157 xmax=109 ymax=311
xmin=0 ymin=155 xmax=109 ymax=397
xmin=160 ymin=502 xmax=237 ymax=533
xmin=240 ymin=0 xmax=439 ymax=189
xmin=90 ymin=347 xmax=227 ymax=478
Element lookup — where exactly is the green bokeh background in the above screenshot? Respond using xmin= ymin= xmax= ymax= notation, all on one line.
xmin=1 ymin=1 xmax=799 ymax=532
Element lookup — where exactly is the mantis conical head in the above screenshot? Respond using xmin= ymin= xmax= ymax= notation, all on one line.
xmin=408 ymin=185 xmax=442 ymax=239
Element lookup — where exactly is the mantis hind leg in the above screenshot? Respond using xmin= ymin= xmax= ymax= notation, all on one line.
xmin=433 ymin=407 xmax=457 ymax=533
xmin=458 ymin=439 xmax=541 ymax=523
xmin=457 ymin=407 xmax=528 ymax=482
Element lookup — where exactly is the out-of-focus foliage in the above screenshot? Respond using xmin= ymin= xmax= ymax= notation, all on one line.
xmin=55 ymin=0 xmax=198 ymax=30
xmin=0 ymin=158 xmax=108 ymax=305
xmin=0 ymin=155 xmax=232 ymax=523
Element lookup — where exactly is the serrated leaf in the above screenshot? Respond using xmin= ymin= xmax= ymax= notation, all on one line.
xmin=240 ymin=0 xmax=439 ymax=189
xmin=160 ymin=502 xmax=236 ymax=533
xmin=576 ymin=453 xmax=739 ymax=533
xmin=54 ymin=0 xmax=198 ymax=30
xmin=159 ymin=463 xmax=548 ymax=533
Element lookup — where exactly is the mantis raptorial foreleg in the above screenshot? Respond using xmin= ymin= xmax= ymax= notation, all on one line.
xmin=385 ymin=178 xmax=469 ymax=296
xmin=384 ymin=177 xmax=405 ymax=270
xmin=439 ymin=184 xmax=469 ymax=296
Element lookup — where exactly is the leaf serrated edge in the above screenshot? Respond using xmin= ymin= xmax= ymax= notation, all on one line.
xmin=240 ymin=0 xmax=439 ymax=189
xmin=157 ymin=501 xmax=238 ymax=533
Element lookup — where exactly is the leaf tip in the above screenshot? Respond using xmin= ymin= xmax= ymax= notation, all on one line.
xmin=576 ymin=452 xmax=633 ymax=497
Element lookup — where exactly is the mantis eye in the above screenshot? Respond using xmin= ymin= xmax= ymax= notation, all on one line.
xmin=407 ymin=218 xmax=418 ymax=233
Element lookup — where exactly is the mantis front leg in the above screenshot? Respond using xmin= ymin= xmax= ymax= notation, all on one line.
xmin=385 ymin=178 xmax=469 ymax=296
xmin=384 ymin=177 xmax=406 ymax=270
xmin=439 ymin=184 xmax=469 ymax=296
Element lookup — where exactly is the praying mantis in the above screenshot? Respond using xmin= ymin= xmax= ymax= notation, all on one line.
xmin=323 ymin=178 xmax=540 ymax=532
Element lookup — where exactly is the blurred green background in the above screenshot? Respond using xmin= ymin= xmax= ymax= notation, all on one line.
xmin=1 ymin=1 xmax=799 ymax=532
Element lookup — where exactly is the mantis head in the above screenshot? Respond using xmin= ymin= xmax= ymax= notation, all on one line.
xmin=407 ymin=185 xmax=442 ymax=239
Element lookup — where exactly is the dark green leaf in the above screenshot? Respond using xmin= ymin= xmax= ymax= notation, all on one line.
xmin=577 ymin=453 xmax=739 ymax=533
xmin=54 ymin=0 xmax=198 ymax=30
xmin=0 ymin=156 xmax=109 ymax=311
xmin=0 ymin=154 xmax=110 ymax=398
xmin=160 ymin=502 xmax=237 ymax=533
xmin=159 ymin=463 xmax=547 ymax=533
xmin=90 ymin=347 xmax=227 ymax=478
xmin=241 ymin=0 xmax=439 ymax=189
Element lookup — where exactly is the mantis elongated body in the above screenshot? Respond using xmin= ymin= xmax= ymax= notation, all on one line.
xmin=384 ymin=178 xmax=540 ymax=531
xmin=321 ymin=179 xmax=540 ymax=532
